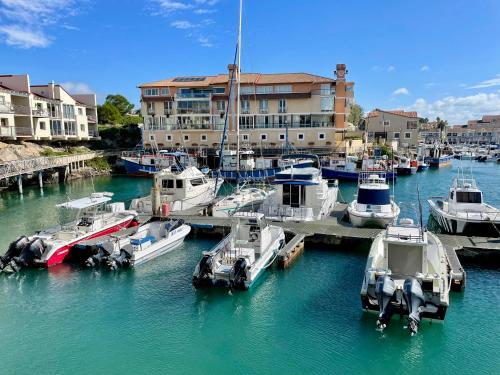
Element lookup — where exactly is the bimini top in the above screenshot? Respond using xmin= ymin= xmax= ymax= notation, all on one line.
xmin=56 ymin=192 xmax=114 ymax=209
xmin=273 ymin=167 xmax=320 ymax=185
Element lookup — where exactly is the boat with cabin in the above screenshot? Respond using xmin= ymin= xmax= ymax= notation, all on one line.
xmin=212 ymin=184 xmax=275 ymax=217
xmin=0 ymin=193 xmax=138 ymax=271
xmin=192 ymin=212 xmax=285 ymax=290
xmin=360 ymin=217 xmax=450 ymax=335
xmin=121 ymin=150 xmax=202 ymax=176
xmin=396 ymin=156 xmax=417 ymax=175
xmin=424 ymin=142 xmax=453 ymax=167
xmin=347 ymin=172 xmax=400 ymax=228
xmin=428 ymin=169 xmax=500 ymax=236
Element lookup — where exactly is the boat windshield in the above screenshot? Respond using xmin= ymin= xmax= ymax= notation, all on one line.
xmin=456 ymin=191 xmax=482 ymax=204
xmin=357 ymin=188 xmax=390 ymax=205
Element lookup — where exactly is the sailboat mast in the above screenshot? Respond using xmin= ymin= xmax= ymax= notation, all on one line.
xmin=236 ymin=0 xmax=243 ymax=185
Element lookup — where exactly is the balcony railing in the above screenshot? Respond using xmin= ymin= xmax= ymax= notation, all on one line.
xmin=32 ymin=108 xmax=50 ymax=117
xmin=0 ymin=102 xmax=14 ymax=114
xmin=278 ymin=107 xmax=287 ymax=113
xmin=15 ymin=127 xmax=34 ymax=136
xmin=64 ymin=129 xmax=77 ymax=136
xmin=87 ymin=115 xmax=97 ymax=123
xmin=175 ymin=92 xmax=211 ymax=99
xmin=63 ymin=114 xmax=76 ymax=119
xmin=0 ymin=126 xmax=15 ymax=138
xmin=88 ymin=129 xmax=99 ymax=137
xmin=51 ymin=128 xmax=64 ymax=136
xmin=13 ymin=104 xmax=31 ymax=115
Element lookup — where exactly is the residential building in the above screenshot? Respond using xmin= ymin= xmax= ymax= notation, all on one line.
xmin=0 ymin=74 xmax=99 ymax=141
xmin=138 ymin=64 xmax=354 ymax=150
xmin=365 ymin=109 xmax=420 ymax=148
xmin=447 ymin=114 xmax=500 ymax=145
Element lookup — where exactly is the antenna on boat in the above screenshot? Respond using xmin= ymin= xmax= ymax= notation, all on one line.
xmin=235 ymin=0 xmax=243 ymax=192
xmin=416 ymin=183 xmax=424 ymax=234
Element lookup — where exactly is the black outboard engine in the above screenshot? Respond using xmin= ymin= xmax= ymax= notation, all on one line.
xmin=375 ymin=275 xmax=396 ymax=330
xmin=10 ymin=238 xmax=45 ymax=272
xmin=403 ymin=278 xmax=426 ymax=335
xmin=229 ymin=258 xmax=248 ymax=290
xmin=192 ymin=255 xmax=213 ymax=288
xmin=107 ymin=247 xmax=133 ymax=270
xmin=0 ymin=236 xmax=29 ymax=271
xmin=85 ymin=243 xmax=114 ymax=268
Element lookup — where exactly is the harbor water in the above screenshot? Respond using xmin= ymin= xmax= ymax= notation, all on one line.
xmin=0 ymin=162 xmax=499 ymax=374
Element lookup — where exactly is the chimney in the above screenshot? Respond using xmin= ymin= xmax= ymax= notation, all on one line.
xmin=334 ymin=64 xmax=348 ymax=129
xmin=49 ymin=80 xmax=55 ymax=99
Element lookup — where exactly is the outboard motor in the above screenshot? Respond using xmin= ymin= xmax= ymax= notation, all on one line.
xmin=403 ymin=278 xmax=426 ymax=335
xmin=375 ymin=275 xmax=396 ymax=330
xmin=85 ymin=243 xmax=115 ymax=268
xmin=107 ymin=247 xmax=133 ymax=270
xmin=0 ymin=236 xmax=29 ymax=271
xmin=10 ymin=238 xmax=45 ymax=272
xmin=192 ymin=255 xmax=213 ymax=288
xmin=229 ymin=258 xmax=248 ymax=290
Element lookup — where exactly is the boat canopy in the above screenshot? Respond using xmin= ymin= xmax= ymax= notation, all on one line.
xmin=274 ymin=167 xmax=319 ymax=185
xmin=56 ymin=192 xmax=113 ymax=209
xmin=357 ymin=187 xmax=391 ymax=205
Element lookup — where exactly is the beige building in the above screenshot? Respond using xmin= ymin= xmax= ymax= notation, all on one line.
xmin=138 ymin=64 xmax=354 ymax=151
xmin=365 ymin=109 xmax=420 ymax=148
xmin=447 ymin=115 xmax=500 ymax=144
xmin=0 ymin=74 xmax=99 ymax=141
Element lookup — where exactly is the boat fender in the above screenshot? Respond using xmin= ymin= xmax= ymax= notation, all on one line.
xmin=403 ymin=278 xmax=426 ymax=335
xmin=0 ymin=236 xmax=29 ymax=271
xmin=375 ymin=275 xmax=396 ymax=330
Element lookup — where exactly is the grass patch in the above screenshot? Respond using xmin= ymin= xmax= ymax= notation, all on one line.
xmin=40 ymin=146 xmax=91 ymax=157
xmin=85 ymin=157 xmax=111 ymax=171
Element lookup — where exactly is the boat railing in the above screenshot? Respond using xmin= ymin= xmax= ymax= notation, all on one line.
xmin=384 ymin=231 xmax=425 ymax=242
xmin=260 ymin=204 xmax=316 ymax=221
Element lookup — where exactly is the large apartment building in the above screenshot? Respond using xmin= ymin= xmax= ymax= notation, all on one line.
xmin=447 ymin=115 xmax=500 ymax=144
xmin=0 ymin=74 xmax=99 ymax=141
xmin=138 ymin=64 xmax=354 ymax=150
xmin=365 ymin=109 xmax=421 ymax=148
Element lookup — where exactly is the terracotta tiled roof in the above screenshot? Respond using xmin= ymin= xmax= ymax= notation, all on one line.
xmin=366 ymin=109 xmax=418 ymax=118
xmin=139 ymin=72 xmax=335 ymax=88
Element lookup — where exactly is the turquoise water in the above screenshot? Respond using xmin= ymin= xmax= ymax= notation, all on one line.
xmin=0 ymin=162 xmax=499 ymax=374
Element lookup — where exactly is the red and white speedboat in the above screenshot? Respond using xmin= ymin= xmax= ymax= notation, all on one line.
xmin=4 ymin=192 xmax=138 ymax=271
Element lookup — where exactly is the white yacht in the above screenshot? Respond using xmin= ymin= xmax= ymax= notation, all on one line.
xmin=104 ymin=219 xmax=191 ymax=269
xmin=130 ymin=166 xmax=223 ymax=214
xmin=192 ymin=212 xmax=285 ymax=290
xmin=212 ymin=184 xmax=275 ymax=217
xmin=348 ymin=172 xmax=400 ymax=228
xmin=260 ymin=155 xmax=338 ymax=222
xmin=428 ymin=169 xmax=500 ymax=235
xmin=360 ymin=218 xmax=450 ymax=335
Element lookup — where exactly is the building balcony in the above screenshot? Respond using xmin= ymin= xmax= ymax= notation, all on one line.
xmin=12 ymin=104 xmax=31 ymax=116
xmin=87 ymin=115 xmax=97 ymax=123
xmin=32 ymin=108 xmax=50 ymax=117
xmin=0 ymin=102 xmax=14 ymax=114
xmin=278 ymin=108 xmax=287 ymax=113
xmin=259 ymin=108 xmax=268 ymax=114
xmin=175 ymin=93 xmax=211 ymax=99
xmin=63 ymin=114 xmax=76 ymax=120
xmin=51 ymin=128 xmax=64 ymax=136
xmin=15 ymin=127 xmax=34 ymax=137
xmin=0 ymin=126 xmax=16 ymax=138
xmin=88 ymin=129 xmax=100 ymax=138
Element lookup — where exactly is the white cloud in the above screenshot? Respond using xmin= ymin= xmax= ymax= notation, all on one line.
xmin=170 ymin=20 xmax=195 ymax=29
xmin=61 ymin=81 xmax=93 ymax=94
xmin=407 ymin=93 xmax=500 ymax=124
xmin=0 ymin=0 xmax=80 ymax=48
xmin=154 ymin=0 xmax=193 ymax=13
xmin=387 ymin=65 xmax=395 ymax=72
xmin=194 ymin=8 xmax=216 ymax=14
xmin=421 ymin=65 xmax=430 ymax=71
xmin=198 ymin=36 xmax=213 ymax=47
xmin=393 ymin=87 xmax=410 ymax=95
xmin=467 ymin=74 xmax=500 ymax=89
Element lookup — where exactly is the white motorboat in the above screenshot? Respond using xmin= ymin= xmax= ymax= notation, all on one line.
xmin=212 ymin=184 xmax=275 ymax=217
xmin=192 ymin=212 xmax=285 ymax=290
xmin=396 ymin=156 xmax=417 ymax=175
xmin=260 ymin=154 xmax=338 ymax=221
xmin=348 ymin=172 xmax=400 ymax=228
xmin=1 ymin=193 xmax=138 ymax=271
xmin=360 ymin=218 xmax=450 ymax=335
xmin=105 ymin=219 xmax=191 ymax=269
xmin=428 ymin=168 xmax=500 ymax=236
xmin=130 ymin=165 xmax=224 ymax=214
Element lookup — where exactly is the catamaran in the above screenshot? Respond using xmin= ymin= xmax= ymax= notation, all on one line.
xmin=0 ymin=192 xmax=138 ymax=271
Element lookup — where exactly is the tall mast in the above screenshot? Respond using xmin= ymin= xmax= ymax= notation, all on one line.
xmin=236 ymin=0 xmax=242 ymax=186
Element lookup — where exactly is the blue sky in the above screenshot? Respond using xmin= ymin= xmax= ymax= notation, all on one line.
xmin=1 ymin=0 xmax=499 ymax=124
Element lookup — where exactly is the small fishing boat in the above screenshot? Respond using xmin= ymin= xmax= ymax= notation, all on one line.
xmin=428 ymin=169 xmax=500 ymax=236
xmin=121 ymin=150 xmax=201 ymax=176
xmin=0 ymin=193 xmax=138 ymax=271
xmin=192 ymin=212 xmax=285 ymax=290
xmin=396 ymin=156 xmax=417 ymax=175
xmin=424 ymin=142 xmax=453 ymax=168
xmin=261 ymin=154 xmax=338 ymax=222
xmin=360 ymin=218 xmax=450 ymax=335
xmin=348 ymin=172 xmax=400 ymax=228
xmin=212 ymin=184 xmax=275 ymax=217
xmin=322 ymin=156 xmax=397 ymax=181
xmin=105 ymin=219 xmax=191 ymax=269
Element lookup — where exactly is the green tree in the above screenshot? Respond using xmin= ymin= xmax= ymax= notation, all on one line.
xmin=347 ymin=103 xmax=364 ymax=128
xmin=105 ymin=94 xmax=134 ymax=116
xmin=436 ymin=116 xmax=448 ymax=141
xmin=97 ymin=102 xmax=122 ymax=125
xmin=122 ymin=114 xmax=143 ymax=126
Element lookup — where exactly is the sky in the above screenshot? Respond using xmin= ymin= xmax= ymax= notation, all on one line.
xmin=0 ymin=0 xmax=499 ymax=125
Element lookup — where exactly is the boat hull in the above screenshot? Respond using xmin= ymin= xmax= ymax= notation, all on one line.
xmin=322 ymin=168 xmax=397 ymax=182
xmin=396 ymin=167 xmax=417 ymax=175
xmin=348 ymin=210 xmax=397 ymax=228
xmin=425 ymin=155 xmax=453 ymax=168
xmin=121 ymin=157 xmax=158 ymax=176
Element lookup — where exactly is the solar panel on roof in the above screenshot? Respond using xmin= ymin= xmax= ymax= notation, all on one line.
xmin=172 ymin=77 xmax=206 ymax=82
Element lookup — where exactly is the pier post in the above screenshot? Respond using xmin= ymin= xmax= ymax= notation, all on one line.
xmin=17 ymin=175 xmax=23 ymax=194
xmin=38 ymin=171 xmax=43 ymax=188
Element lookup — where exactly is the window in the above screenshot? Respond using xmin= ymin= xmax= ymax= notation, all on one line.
xmin=456 ymin=191 xmax=482 ymax=204
xmin=279 ymin=133 xmax=285 ymax=140
xmin=282 ymin=184 xmax=306 ymax=208
xmin=162 ymin=179 xmax=174 ymax=189
xmin=320 ymin=97 xmax=333 ymax=111
xmin=147 ymin=102 xmax=155 ymax=113
xmin=144 ymin=88 xmax=159 ymax=96
xmin=297 ymin=133 xmax=304 ymax=140
xmin=241 ymin=100 xmax=250 ymax=113
xmin=259 ymin=99 xmax=268 ymax=113
xmin=405 ymin=132 xmax=411 ymax=139
xmin=39 ymin=121 xmax=46 ymax=130
xmin=0 ymin=118 xmax=8 ymax=127
xmin=78 ymin=108 xmax=83 ymax=115
xmin=166 ymin=134 xmax=172 ymax=141
xmin=318 ymin=132 xmax=325 ymax=140
xmin=63 ymin=104 xmax=75 ymax=119
xmin=161 ymin=88 xmax=170 ymax=96
xmin=240 ymin=86 xmax=254 ymax=95
xmin=216 ymin=100 xmax=226 ymax=111
xmin=200 ymin=134 xmax=207 ymax=141
xmin=212 ymin=87 xmax=225 ymax=94
xmin=176 ymin=180 xmax=183 ymax=189
xmin=260 ymin=133 xmax=267 ymax=141
xmin=256 ymin=86 xmax=273 ymax=94
xmin=0 ymin=95 xmax=4 ymax=104
xmin=190 ymin=178 xmax=204 ymax=186
xmin=394 ymin=132 xmax=400 ymax=139
xmin=278 ymin=99 xmax=287 ymax=113
xmin=150 ymin=135 xmax=155 ymax=141
xmin=80 ymin=124 xmax=85 ymax=131
xmin=164 ymin=101 xmax=172 ymax=113
xmin=183 ymin=134 xmax=189 ymax=141
xmin=242 ymin=134 xmax=249 ymax=141
xmin=275 ymin=85 xmax=292 ymax=93
xmin=320 ymin=83 xmax=331 ymax=95
xmin=383 ymin=120 xmax=390 ymax=126
xmin=407 ymin=121 xmax=418 ymax=129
